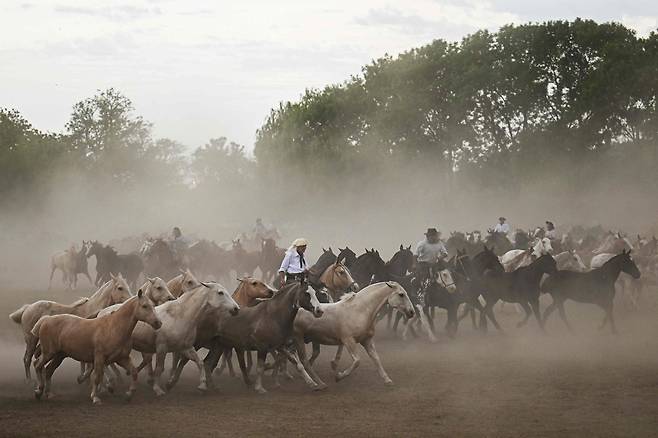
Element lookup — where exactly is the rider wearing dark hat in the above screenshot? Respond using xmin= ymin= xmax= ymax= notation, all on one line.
xmin=414 ymin=228 xmax=448 ymax=287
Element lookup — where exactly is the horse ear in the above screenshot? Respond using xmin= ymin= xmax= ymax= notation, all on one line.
xmin=110 ymin=272 xmax=117 ymax=281
xmin=138 ymin=289 xmax=143 ymax=298
xmin=407 ymin=245 xmax=411 ymax=250
xmin=400 ymin=244 xmax=404 ymax=251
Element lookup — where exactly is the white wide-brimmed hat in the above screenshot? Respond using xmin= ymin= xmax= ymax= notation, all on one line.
xmin=291 ymin=238 xmax=308 ymax=247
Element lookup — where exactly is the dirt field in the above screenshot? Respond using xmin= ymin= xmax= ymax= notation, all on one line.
xmin=1 ymin=287 xmax=658 ymax=438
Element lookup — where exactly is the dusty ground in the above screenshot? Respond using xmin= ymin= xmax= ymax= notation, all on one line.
xmin=1 ymin=286 xmax=658 ymax=438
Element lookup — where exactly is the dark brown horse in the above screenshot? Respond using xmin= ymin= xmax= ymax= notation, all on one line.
xmin=87 ymin=241 xmax=144 ymax=289
xmin=480 ymin=253 xmax=558 ymax=332
xmin=541 ymin=250 xmax=640 ymax=334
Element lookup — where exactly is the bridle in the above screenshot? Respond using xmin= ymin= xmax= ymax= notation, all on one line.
xmin=434 ymin=268 xmax=456 ymax=290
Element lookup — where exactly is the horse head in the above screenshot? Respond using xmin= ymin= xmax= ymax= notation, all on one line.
xmin=201 ymin=281 xmax=240 ymax=315
xmin=385 ymin=282 xmax=414 ymax=319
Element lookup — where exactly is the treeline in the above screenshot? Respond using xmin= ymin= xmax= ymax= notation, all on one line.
xmin=2 ymin=19 xmax=658 ymax=218
xmin=0 ymin=89 xmax=255 ymax=210
xmin=255 ymin=19 xmax=658 ymax=194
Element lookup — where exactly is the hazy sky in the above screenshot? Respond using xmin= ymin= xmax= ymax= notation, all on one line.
xmin=2 ymin=1 xmax=657 ymax=151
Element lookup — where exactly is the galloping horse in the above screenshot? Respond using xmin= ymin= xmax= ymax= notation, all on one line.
xmin=541 ymin=250 xmax=640 ymax=334
xmin=10 ymin=273 xmax=132 ymax=381
xmin=500 ymin=237 xmax=553 ymax=272
xmin=199 ymin=281 xmax=324 ymax=393
xmin=31 ymin=290 xmax=161 ymax=405
xmin=294 ymin=282 xmax=415 ymax=388
xmin=480 ymin=254 xmax=558 ymax=332
xmin=87 ymin=241 xmax=144 ymax=289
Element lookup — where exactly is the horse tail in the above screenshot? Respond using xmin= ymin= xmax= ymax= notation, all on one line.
xmin=31 ymin=315 xmax=49 ymax=338
xmin=9 ymin=304 xmax=28 ymax=324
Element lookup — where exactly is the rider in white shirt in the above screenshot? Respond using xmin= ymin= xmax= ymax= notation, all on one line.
xmin=493 ymin=217 xmax=510 ymax=235
xmin=278 ymin=238 xmax=309 ymax=287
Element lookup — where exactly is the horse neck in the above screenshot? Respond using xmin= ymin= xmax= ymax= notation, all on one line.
xmin=232 ymin=283 xmax=254 ymax=307
xmin=174 ymin=289 xmax=209 ymax=321
xmin=267 ymin=286 xmax=300 ymax=326
xmin=521 ymin=260 xmax=549 ymax=283
xmin=108 ymin=297 xmax=140 ymax=339
xmin=76 ymin=281 xmax=115 ymax=317
xmin=351 ymin=284 xmax=393 ymax=323
xmin=386 ymin=255 xmax=408 ymax=276
xmin=598 ymin=256 xmax=624 ymax=281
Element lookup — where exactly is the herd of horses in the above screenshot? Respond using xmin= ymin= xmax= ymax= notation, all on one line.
xmin=10 ymin=225 xmax=658 ymax=405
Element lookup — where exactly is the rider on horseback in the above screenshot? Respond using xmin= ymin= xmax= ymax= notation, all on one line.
xmin=492 ymin=217 xmax=510 ymax=236
xmin=414 ymin=228 xmax=448 ymax=289
xmin=278 ymin=238 xmax=309 ymax=288
xmin=170 ymin=227 xmax=189 ymax=264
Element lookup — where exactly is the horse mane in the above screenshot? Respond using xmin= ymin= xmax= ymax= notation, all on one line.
xmin=338 ymin=292 xmax=357 ymax=302
xmin=308 ymin=249 xmax=337 ymax=277
xmin=71 ymin=297 xmax=89 ymax=307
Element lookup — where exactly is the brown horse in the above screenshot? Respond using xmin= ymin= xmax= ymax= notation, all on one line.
xmin=318 ymin=259 xmax=359 ymax=302
xmin=215 ymin=277 xmax=278 ymax=377
xmin=167 ymin=269 xmax=202 ymax=298
xmin=31 ymin=290 xmax=162 ymax=405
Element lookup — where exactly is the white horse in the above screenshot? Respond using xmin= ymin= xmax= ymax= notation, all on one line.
xmin=501 ymin=237 xmax=553 ymax=272
xmin=48 ymin=244 xmax=82 ymax=290
xmin=9 ymin=273 xmax=132 ymax=381
xmin=293 ymin=281 xmax=415 ymax=388
xmin=98 ymin=282 xmax=239 ymax=395
xmin=554 ymin=250 xmax=588 ymax=272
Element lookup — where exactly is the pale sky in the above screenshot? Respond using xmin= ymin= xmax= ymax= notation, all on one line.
xmin=2 ymin=1 xmax=657 ymax=151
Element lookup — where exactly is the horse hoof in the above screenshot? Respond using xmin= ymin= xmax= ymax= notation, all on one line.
xmin=92 ymin=398 xmax=103 ymax=406
xmin=34 ymin=390 xmax=43 ymax=400
xmin=255 ymin=387 xmax=267 ymax=395
xmin=154 ymin=387 xmax=166 ymax=397
xmin=313 ymin=383 xmax=328 ymax=391
xmin=384 ymin=379 xmax=394 ymax=386
xmin=197 ymin=384 xmax=208 ymax=392
xmin=335 ymin=372 xmax=345 ymax=382
xmin=124 ymin=391 xmax=134 ymax=402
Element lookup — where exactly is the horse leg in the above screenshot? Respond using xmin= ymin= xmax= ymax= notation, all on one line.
xmin=330 ymin=345 xmax=343 ymax=371
xmin=484 ymin=299 xmax=504 ymax=333
xmin=180 ymin=348 xmax=208 ymax=391
xmin=136 ymin=353 xmax=154 ymax=384
xmin=23 ymin=334 xmax=38 ymax=382
xmin=234 ymin=348 xmax=253 ymax=387
xmin=335 ymin=338 xmax=360 ymax=382
xmin=48 ymin=266 xmax=56 ymax=290
xmin=606 ymin=303 xmax=618 ymax=335
xmin=253 ymin=350 xmax=268 ymax=394
xmin=362 ymin=337 xmax=393 ymax=385
xmin=90 ymin=354 xmax=105 ymax=405
xmin=278 ymin=347 xmax=319 ymax=389
xmin=309 ymin=342 xmax=321 ymax=365
xmin=529 ymin=298 xmax=544 ymax=331
xmin=294 ymin=338 xmax=327 ymax=390
xmin=114 ymin=355 xmax=138 ymax=401
xmin=401 ymin=311 xmax=415 ymax=341
xmin=556 ymin=301 xmax=574 ymax=334
xmin=516 ymin=302 xmax=533 ymax=328
xmin=167 ymin=355 xmax=189 ymax=391
xmin=446 ymin=306 xmax=458 ymax=338
xmin=151 ymin=348 xmax=167 ymax=396
xmin=419 ymin=305 xmax=438 ymax=343
xmin=42 ymin=352 xmax=66 ymax=399
xmin=78 ymin=362 xmax=94 ymax=384
xmin=245 ymin=350 xmax=253 ymax=376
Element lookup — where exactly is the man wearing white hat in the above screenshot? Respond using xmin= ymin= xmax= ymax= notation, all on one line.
xmin=278 ymin=238 xmax=309 ymax=288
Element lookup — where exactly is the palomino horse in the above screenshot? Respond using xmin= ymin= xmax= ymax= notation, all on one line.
xmin=294 ymin=282 xmax=415 ymax=388
xmin=9 ymin=273 xmax=132 ymax=381
xmin=80 ymin=276 xmax=175 ymax=384
xmin=481 ymin=254 xmax=558 ymax=332
xmin=500 ymin=237 xmax=553 ymax=272
xmin=31 ymin=290 xmax=161 ymax=405
xmin=100 ymin=282 xmax=239 ymax=396
xmin=167 ymin=268 xmax=202 ymax=298
xmin=190 ymin=281 xmax=324 ymax=394
xmin=542 ymin=250 xmax=640 ymax=334
xmin=318 ymin=259 xmax=359 ymax=302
